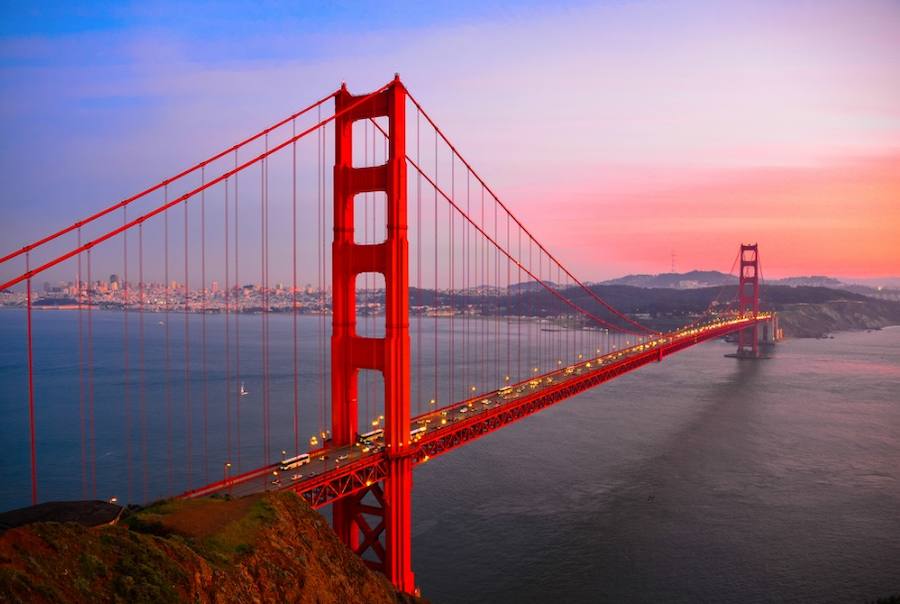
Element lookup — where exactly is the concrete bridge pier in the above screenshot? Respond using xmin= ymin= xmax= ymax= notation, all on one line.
xmin=760 ymin=315 xmax=781 ymax=346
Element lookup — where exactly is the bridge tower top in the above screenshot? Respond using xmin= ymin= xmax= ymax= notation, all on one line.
xmin=739 ymin=243 xmax=759 ymax=315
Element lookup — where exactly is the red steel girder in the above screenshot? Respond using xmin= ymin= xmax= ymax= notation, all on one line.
xmin=352 ymin=482 xmax=387 ymax=566
xmin=290 ymin=455 xmax=388 ymax=509
xmin=330 ymin=75 xmax=414 ymax=593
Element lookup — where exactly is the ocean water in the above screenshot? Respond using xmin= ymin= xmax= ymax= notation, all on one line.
xmin=412 ymin=327 xmax=900 ymax=603
xmin=1 ymin=310 xmax=898 ymax=602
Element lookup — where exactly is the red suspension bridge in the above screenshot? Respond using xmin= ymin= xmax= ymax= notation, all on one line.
xmin=0 ymin=76 xmax=776 ymax=594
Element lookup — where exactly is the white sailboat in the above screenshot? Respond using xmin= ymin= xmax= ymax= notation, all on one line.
xmin=240 ymin=381 xmax=248 ymax=396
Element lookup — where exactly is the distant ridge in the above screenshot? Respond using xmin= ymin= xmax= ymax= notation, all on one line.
xmin=599 ymin=270 xmax=735 ymax=289
xmin=598 ymin=271 xmax=898 ymax=294
xmin=771 ymin=275 xmax=843 ymax=287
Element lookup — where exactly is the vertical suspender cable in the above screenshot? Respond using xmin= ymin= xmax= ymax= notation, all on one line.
xmin=383 ymin=128 xmax=388 ymax=411
xmin=184 ymin=182 xmax=192 ymax=488
xmin=25 ymin=253 xmax=37 ymax=505
xmin=319 ymin=108 xmax=333 ymax=438
xmin=449 ymin=152 xmax=454 ymax=404
xmin=234 ymin=153 xmax=241 ymax=470
xmin=517 ymin=226 xmax=522 ymax=382
xmin=506 ymin=211 xmax=510 ymax=381
xmin=262 ymin=138 xmax=269 ymax=464
xmin=537 ymin=248 xmax=542 ymax=371
xmin=433 ymin=129 xmax=438 ymax=406
xmin=77 ymin=229 xmax=86 ymax=497
xmin=464 ymin=170 xmax=469 ymax=397
xmin=528 ymin=237 xmax=532 ymax=379
xmin=481 ymin=185 xmax=486 ymax=389
xmin=560 ymin=266 xmax=564 ymax=364
xmin=123 ymin=208 xmax=131 ymax=502
xmin=139 ymin=223 xmax=147 ymax=501
xmin=373 ymin=125 xmax=379 ymax=421
xmin=164 ymin=187 xmax=172 ymax=491
xmin=292 ymin=119 xmax=299 ymax=456
xmin=494 ymin=196 xmax=499 ymax=385
xmin=201 ymin=167 xmax=208 ymax=483
xmin=87 ymin=248 xmax=95 ymax=497
xmin=224 ymin=179 xmax=231 ymax=466
xmin=317 ymin=105 xmax=324 ymax=440
xmin=364 ymin=122 xmax=371 ymax=425
xmin=260 ymin=148 xmax=267 ymax=465
xmin=416 ymin=108 xmax=422 ymax=415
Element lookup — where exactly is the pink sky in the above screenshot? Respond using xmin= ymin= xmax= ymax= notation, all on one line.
xmin=507 ymin=150 xmax=900 ymax=279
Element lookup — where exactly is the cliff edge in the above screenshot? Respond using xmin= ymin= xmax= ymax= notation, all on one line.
xmin=775 ymin=299 xmax=900 ymax=338
xmin=0 ymin=492 xmax=426 ymax=604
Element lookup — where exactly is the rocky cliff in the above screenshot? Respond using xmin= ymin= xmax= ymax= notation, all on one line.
xmin=0 ymin=492 xmax=426 ymax=604
xmin=775 ymin=299 xmax=900 ymax=338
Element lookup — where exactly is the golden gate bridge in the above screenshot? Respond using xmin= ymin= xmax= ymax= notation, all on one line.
xmin=0 ymin=75 xmax=776 ymax=594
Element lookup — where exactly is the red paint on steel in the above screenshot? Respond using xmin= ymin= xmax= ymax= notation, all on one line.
xmin=292 ymin=120 xmax=300 ymax=457
xmin=330 ymin=76 xmax=414 ymax=593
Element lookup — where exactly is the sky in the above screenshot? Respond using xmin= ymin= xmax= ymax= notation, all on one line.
xmin=1 ymin=0 xmax=899 ymax=283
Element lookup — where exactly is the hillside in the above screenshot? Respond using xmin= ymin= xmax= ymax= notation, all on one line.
xmin=773 ymin=299 xmax=900 ymax=338
xmin=578 ymin=284 xmax=900 ymax=337
xmin=0 ymin=492 xmax=426 ymax=604
xmin=598 ymin=270 xmax=899 ymax=294
xmin=600 ymin=270 xmax=735 ymax=289
xmin=410 ymin=283 xmax=900 ymax=338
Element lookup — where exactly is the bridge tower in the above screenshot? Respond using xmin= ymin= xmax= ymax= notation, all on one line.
xmin=737 ymin=243 xmax=760 ymax=357
xmin=331 ymin=76 xmax=415 ymax=593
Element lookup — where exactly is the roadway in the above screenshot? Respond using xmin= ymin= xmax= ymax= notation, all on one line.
xmin=181 ymin=313 xmax=770 ymax=505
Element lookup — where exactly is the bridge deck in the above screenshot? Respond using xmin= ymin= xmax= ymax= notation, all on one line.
xmin=181 ymin=314 xmax=769 ymax=507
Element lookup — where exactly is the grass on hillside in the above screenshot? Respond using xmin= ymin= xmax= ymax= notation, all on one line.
xmin=124 ymin=495 xmax=279 ymax=565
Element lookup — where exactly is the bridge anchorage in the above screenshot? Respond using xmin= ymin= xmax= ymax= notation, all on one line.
xmin=3 ymin=73 xmax=778 ymax=597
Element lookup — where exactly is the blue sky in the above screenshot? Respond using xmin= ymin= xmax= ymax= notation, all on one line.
xmin=1 ymin=1 xmax=566 ymax=40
